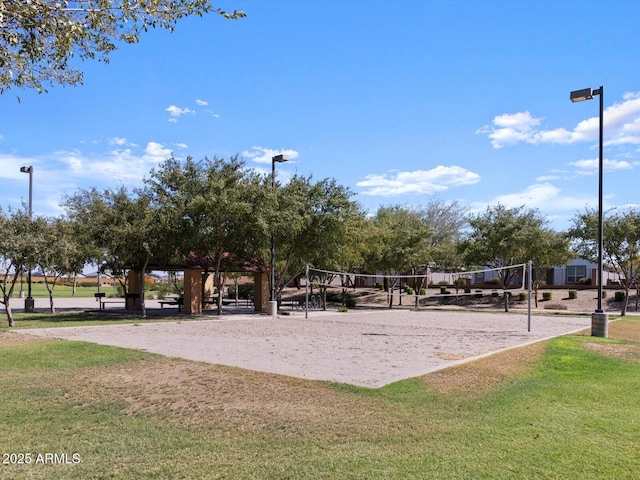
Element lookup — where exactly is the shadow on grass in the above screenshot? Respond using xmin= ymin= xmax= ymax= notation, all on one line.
xmin=0 ymin=310 xmax=183 ymax=330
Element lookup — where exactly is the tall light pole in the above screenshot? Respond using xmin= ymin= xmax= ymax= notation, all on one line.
xmin=570 ymin=86 xmax=608 ymax=337
xmin=270 ymin=154 xmax=289 ymax=316
xmin=20 ymin=165 xmax=35 ymax=313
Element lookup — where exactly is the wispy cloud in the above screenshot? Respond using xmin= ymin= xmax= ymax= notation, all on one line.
xmin=166 ymin=99 xmax=221 ymax=122
xmin=357 ymin=166 xmax=480 ymax=196
xmin=477 ymin=91 xmax=640 ymax=149
xmin=166 ymin=105 xmax=195 ymax=123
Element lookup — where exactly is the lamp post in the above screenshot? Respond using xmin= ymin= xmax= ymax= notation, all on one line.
xmin=20 ymin=165 xmax=35 ymax=313
xmin=570 ymin=86 xmax=608 ymax=337
xmin=270 ymin=154 xmax=289 ymax=316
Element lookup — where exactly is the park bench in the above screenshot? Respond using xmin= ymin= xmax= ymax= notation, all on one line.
xmin=159 ymin=297 xmax=184 ymax=312
xmin=100 ymin=299 xmax=126 ymax=310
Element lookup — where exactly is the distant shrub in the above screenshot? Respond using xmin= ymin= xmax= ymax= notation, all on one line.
xmin=337 ymin=306 xmax=349 ymax=313
xmin=440 ymin=286 xmax=448 ymax=294
xmin=345 ymin=296 xmax=357 ymax=308
xmin=568 ymin=290 xmax=578 ymax=299
xmin=518 ymin=292 xmax=527 ymax=301
xmin=578 ymin=277 xmax=591 ymax=285
xmin=542 ymin=291 xmax=552 ymax=301
xmin=437 ymin=280 xmax=449 ymax=286
xmin=404 ymin=286 xmax=414 ymax=295
xmin=419 ymin=288 xmax=426 ymax=295
xmin=464 ymin=288 xmax=471 ymax=294
xmin=602 ymin=290 xmax=607 ymax=298
xmin=375 ymin=282 xmax=383 ymax=290
xmin=615 ymin=291 xmax=625 ymax=302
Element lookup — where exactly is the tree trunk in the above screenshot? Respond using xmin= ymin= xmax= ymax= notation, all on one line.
xmin=621 ymin=287 xmax=629 ymax=316
xmin=504 ymin=291 xmax=510 ymax=312
xmin=3 ymin=298 xmax=15 ymax=327
xmin=49 ymin=293 xmax=55 ymax=313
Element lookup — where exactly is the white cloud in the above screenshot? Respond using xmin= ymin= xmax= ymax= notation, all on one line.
xmin=536 ymin=175 xmax=560 ymax=182
xmin=166 ymin=105 xmax=195 ymax=123
xmin=242 ymin=146 xmax=300 ymax=164
xmin=357 ymin=166 xmax=480 ymax=196
xmin=144 ymin=142 xmax=173 ymax=162
xmin=569 ymin=158 xmax=633 ymax=171
xmin=478 ymin=92 xmax=640 ymax=149
xmin=196 ymin=99 xmax=208 ymax=106
xmin=490 ymin=182 xmax=596 ymax=212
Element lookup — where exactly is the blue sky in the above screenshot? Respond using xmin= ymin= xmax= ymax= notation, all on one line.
xmin=2 ymin=0 xmax=639 ymax=230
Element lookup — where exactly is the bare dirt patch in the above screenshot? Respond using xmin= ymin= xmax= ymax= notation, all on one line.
xmin=583 ymin=341 xmax=640 ymax=363
xmin=423 ymin=342 xmax=546 ymax=395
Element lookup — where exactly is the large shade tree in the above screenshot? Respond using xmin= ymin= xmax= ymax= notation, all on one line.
xmin=146 ymin=156 xmax=268 ymax=314
xmin=271 ymin=175 xmax=362 ymax=304
xmin=363 ymin=205 xmax=433 ymax=308
xmin=0 ymin=0 xmax=245 ymax=93
xmin=569 ymin=208 xmax=640 ymax=316
xmin=63 ymin=186 xmax=171 ymax=318
xmin=461 ymin=204 xmax=568 ymax=312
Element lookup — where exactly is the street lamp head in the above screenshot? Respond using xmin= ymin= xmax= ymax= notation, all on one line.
xmin=20 ymin=166 xmax=33 ymax=173
xmin=272 ymin=154 xmax=289 ymax=163
xmin=570 ymin=88 xmax=595 ymax=103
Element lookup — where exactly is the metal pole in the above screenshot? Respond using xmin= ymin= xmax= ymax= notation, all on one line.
xmin=270 ymin=158 xmax=277 ymax=316
xmin=527 ymin=260 xmax=532 ymax=332
xmin=596 ymin=85 xmax=604 ymax=313
xmin=305 ymin=265 xmax=309 ymax=319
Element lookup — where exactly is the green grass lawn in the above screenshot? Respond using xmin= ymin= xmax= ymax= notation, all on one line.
xmin=17 ymin=283 xmax=105 ymax=298
xmin=1 ymin=317 xmax=639 ymax=479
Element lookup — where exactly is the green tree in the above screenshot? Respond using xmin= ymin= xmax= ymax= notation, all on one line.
xmin=0 ymin=207 xmax=38 ymax=326
xmin=63 ymin=186 xmax=168 ymax=318
xmin=363 ymin=206 xmax=432 ymax=308
xmin=35 ymin=217 xmax=87 ymax=313
xmin=419 ymin=198 xmax=468 ymax=273
xmin=528 ymin=229 xmax=575 ymax=308
xmin=0 ymin=1 xmax=245 ymax=93
xmin=461 ymin=204 xmax=556 ymax=312
xmin=569 ymin=208 xmax=640 ymax=316
xmin=271 ymin=175 xmax=361 ymax=304
xmin=146 ymin=156 xmax=267 ymax=314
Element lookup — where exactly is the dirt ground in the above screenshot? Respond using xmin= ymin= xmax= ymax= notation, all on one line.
xmin=18 ymin=309 xmax=591 ymax=388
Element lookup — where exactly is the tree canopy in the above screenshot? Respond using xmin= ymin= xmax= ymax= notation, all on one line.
xmin=0 ymin=1 xmax=245 ymax=93
xmin=570 ymin=208 xmax=640 ymax=315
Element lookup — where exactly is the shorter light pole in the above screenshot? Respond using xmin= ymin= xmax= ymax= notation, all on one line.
xmin=270 ymin=154 xmax=289 ymax=316
xmin=20 ymin=166 xmax=34 ymax=313
xmin=570 ymin=86 xmax=608 ymax=337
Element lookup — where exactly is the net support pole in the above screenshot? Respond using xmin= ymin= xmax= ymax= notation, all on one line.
xmin=527 ymin=260 xmax=532 ymax=332
xmin=305 ymin=265 xmax=309 ymax=319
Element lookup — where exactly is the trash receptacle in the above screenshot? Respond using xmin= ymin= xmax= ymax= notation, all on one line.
xmin=24 ymin=297 xmax=35 ymax=313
